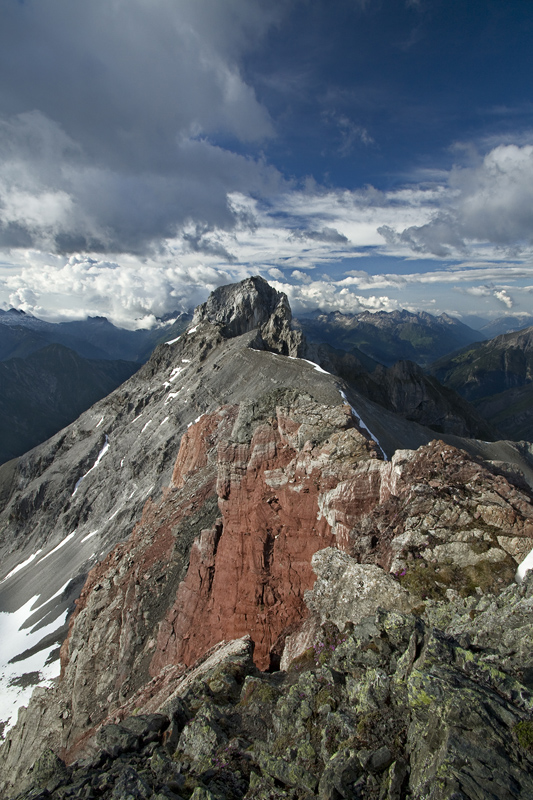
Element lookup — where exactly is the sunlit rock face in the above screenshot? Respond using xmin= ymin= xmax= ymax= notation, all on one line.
xmin=192 ymin=274 xmax=304 ymax=356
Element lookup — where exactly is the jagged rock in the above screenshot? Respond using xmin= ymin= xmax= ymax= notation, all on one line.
xmin=318 ymin=748 xmax=362 ymax=799
xmin=7 ymin=595 xmax=533 ymax=800
xmin=29 ymin=749 xmax=70 ymax=792
xmin=95 ymin=724 xmax=140 ymax=758
xmin=5 ymin=419 xmax=533 ymax=795
xmin=255 ymin=750 xmax=318 ymax=793
xmin=177 ymin=701 xmax=228 ymax=769
xmin=406 ymin=628 xmax=533 ymax=798
xmin=190 ymin=789 xmax=217 ymax=800
xmin=191 ymin=275 xmax=304 ymax=357
xmin=304 ymin=547 xmax=417 ymax=631
xmin=110 ymin=766 xmax=153 ymax=800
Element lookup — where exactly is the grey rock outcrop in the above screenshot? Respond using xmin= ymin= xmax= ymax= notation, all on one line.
xmin=304 ymin=548 xmax=417 ymax=630
xmin=192 ymin=275 xmax=304 ymax=356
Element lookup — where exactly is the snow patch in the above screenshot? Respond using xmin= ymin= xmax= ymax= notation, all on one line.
xmin=339 ymin=390 xmax=387 ymax=461
xmin=165 ymin=336 xmax=181 ymax=345
xmin=81 ymin=530 xmax=99 ymax=544
xmin=1 ymin=550 xmax=43 ymax=584
xmin=516 ymin=548 xmax=533 ymax=582
xmin=169 ymin=367 xmax=183 ymax=383
xmin=159 ymin=416 xmax=170 ymax=426
xmin=188 ymin=413 xmax=206 ymax=429
xmin=164 ymin=392 xmax=180 ymax=405
xmin=72 ymin=436 xmax=110 ymax=495
xmin=141 ymin=419 xmax=153 ymax=434
xmin=95 ymin=416 xmax=105 ymax=428
xmin=108 ymin=506 xmax=122 ymax=521
xmin=187 ymin=326 xmax=198 ymax=334
xmin=0 ymin=596 xmax=68 ymax=736
xmin=288 ymin=356 xmax=330 ymax=375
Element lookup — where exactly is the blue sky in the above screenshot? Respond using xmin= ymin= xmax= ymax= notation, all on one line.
xmin=0 ymin=0 xmax=532 ymax=327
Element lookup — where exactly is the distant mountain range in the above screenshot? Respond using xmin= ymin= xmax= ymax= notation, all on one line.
xmin=0 ymin=309 xmax=193 ymax=465
xmin=0 ymin=308 xmax=192 ymax=362
xmin=431 ymin=326 xmax=533 ymax=441
xmin=1 ymin=303 xmax=533 ymax=470
xmin=479 ymin=315 xmax=533 ymax=339
xmin=296 ymin=308 xmax=485 ymax=368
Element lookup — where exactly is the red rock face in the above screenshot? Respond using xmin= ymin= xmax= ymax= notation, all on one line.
xmin=56 ymin=395 xmax=533 ymax=756
xmin=152 ymin=400 xmax=380 ymax=671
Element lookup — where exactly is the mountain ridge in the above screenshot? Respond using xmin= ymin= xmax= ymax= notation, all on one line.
xmin=2 ymin=277 xmax=533 ymax=800
xmin=431 ymin=325 xmax=533 ymax=441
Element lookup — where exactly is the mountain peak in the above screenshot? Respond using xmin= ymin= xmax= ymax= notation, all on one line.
xmin=192 ymin=276 xmax=288 ymax=335
xmin=192 ymin=275 xmax=304 ymax=356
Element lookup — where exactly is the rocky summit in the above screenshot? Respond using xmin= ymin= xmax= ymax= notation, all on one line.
xmin=2 ymin=277 xmax=533 ymax=800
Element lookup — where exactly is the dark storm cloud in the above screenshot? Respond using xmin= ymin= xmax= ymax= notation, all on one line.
xmin=0 ymin=0 xmax=286 ymax=253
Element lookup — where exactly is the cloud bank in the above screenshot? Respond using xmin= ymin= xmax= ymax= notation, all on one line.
xmin=379 ymin=145 xmax=533 ymax=258
xmin=1 ymin=1 xmax=533 ymax=324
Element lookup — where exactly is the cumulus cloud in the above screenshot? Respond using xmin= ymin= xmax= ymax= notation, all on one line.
xmin=494 ymin=289 xmax=514 ymax=308
xmin=2 ymin=251 xmax=238 ymax=328
xmin=380 ymin=145 xmax=533 ymax=257
xmin=291 ymin=270 xmax=312 ymax=284
xmin=271 ymin=279 xmax=400 ymax=315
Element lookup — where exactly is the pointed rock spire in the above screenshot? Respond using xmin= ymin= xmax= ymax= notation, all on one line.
xmin=192 ymin=276 xmax=304 ymax=356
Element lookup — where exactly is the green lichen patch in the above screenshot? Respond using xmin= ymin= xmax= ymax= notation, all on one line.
xmin=515 ymin=720 xmax=533 ymax=751
xmin=238 ymin=677 xmax=280 ymax=708
xmin=399 ymin=557 xmax=516 ymax=600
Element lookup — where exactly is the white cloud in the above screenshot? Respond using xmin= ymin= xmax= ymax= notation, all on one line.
xmin=271 ymin=279 xmax=400 ymax=315
xmin=2 ymin=251 xmax=237 ymax=327
xmin=494 ymin=289 xmax=514 ymax=308
xmin=382 ymin=144 xmax=533 ymax=257
xmin=291 ymin=270 xmax=313 ymax=284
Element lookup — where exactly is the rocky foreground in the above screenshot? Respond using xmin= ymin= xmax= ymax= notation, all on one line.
xmin=11 ymin=572 xmax=533 ymax=800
